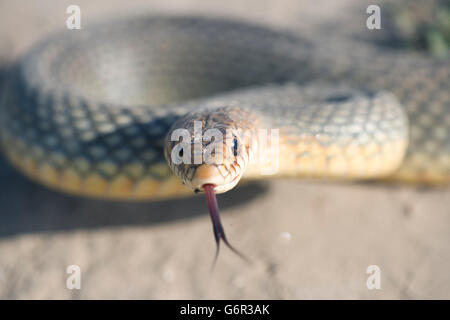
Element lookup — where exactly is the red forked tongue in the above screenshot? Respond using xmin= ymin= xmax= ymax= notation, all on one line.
xmin=203 ymin=184 xmax=250 ymax=267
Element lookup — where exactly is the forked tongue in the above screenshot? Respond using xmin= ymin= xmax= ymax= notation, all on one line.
xmin=203 ymin=184 xmax=250 ymax=267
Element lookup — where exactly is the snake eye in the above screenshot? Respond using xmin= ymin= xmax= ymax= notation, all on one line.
xmin=232 ymin=138 xmax=239 ymax=157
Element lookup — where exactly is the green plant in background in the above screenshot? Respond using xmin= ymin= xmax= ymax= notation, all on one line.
xmin=387 ymin=0 xmax=450 ymax=57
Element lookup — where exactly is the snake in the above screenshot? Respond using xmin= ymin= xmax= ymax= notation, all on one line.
xmin=1 ymin=16 xmax=449 ymax=261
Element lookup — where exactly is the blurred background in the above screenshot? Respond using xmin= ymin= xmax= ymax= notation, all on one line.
xmin=0 ymin=0 xmax=449 ymax=299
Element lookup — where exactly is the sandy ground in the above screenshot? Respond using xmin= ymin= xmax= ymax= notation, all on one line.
xmin=0 ymin=0 xmax=449 ymax=299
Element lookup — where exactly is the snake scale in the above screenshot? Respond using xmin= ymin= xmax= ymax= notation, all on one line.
xmin=0 ymin=16 xmax=449 ymax=257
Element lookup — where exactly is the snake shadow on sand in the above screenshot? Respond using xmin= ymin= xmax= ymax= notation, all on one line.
xmin=0 ymin=156 xmax=268 ymax=238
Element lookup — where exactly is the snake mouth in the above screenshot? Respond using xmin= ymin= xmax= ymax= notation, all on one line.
xmin=195 ymin=175 xmax=240 ymax=194
xmin=190 ymin=164 xmax=242 ymax=194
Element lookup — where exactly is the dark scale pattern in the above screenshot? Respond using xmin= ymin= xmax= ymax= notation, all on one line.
xmin=2 ymin=73 xmax=180 ymax=184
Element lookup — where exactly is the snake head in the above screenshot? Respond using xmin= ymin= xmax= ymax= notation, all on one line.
xmin=164 ymin=106 xmax=257 ymax=194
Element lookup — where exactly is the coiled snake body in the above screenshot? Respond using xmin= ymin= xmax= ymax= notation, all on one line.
xmin=1 ymin=16 xmax=449 ymax=257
